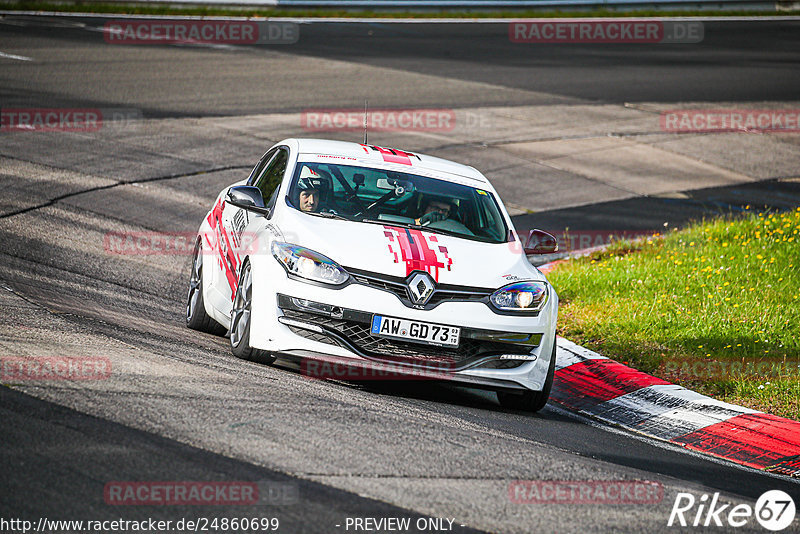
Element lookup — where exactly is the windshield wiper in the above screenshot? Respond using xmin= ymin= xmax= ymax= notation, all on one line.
xmin=410 ymin=224 xmax=465 ymax=238
xmin=310 ymin=211 xmax=349 ymax=220
xmin=358 ymin=218 xmax=383 ymax=225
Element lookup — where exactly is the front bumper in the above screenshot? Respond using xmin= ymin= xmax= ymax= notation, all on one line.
xmin=277 ymin=294 xmax=541 ymax=372
xmin=247 ymin=253 xmax=558 ymax=391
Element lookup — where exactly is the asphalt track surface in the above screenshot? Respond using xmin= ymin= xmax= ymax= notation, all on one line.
xmin=2 ymin=17 xmax=800 ymax=114
xmin=1 ymin=15 xmax=799 ymax=534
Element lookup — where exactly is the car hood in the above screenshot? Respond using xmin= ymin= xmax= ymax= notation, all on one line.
xmin=277 ymin=214 xmax=545 ymax=289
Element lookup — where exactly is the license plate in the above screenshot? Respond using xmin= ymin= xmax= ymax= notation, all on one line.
xmin=370 ymin=315 xmax=460 ymax=347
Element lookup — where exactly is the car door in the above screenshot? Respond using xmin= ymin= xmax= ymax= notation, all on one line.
xmin=215 ymin=147 xmax=290 ymax=306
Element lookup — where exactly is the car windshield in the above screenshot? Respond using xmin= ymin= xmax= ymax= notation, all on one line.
xmin=287 ymin=162 xmax=510 ymax=244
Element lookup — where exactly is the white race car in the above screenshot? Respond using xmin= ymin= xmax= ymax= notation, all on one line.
xmin=187 ymin=139 xmax=559 ymax=411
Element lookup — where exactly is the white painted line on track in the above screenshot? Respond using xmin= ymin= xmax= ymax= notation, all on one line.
xmin=556 ymin=336 xmax=609 ymax=367
xmin=1 ymin=11 xmax=800 ymax=22
xmin=547 ymin=403 xmax=800 ymax=485
xmin=585 ymin=385 xmax=699 ymax=425
xmin=587 ymin=384 xmax=761 ymax=430
xmin=0 ymin=51 xmax=33 ymax=61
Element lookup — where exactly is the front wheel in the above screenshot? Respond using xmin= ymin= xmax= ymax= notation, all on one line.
xmin=496 ymin=340 xmax=557 ymax=412
xmin=230 ymin=261 xmax=276 ymax=365
xmin=186 ymin=238 xmax=226 ymax=335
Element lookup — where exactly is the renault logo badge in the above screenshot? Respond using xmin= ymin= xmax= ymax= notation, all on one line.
xmin=407 ymin=272 xmax=435 ymax=305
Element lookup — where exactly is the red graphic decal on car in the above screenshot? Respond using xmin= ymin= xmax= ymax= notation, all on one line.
xmin=427 ymin=235 xmax=453 ymax=273
xmin=207 ymin=196 xmax=239 ymax=295
xmin=383 ymin=226 xmax=452 ymax=281
xmin=362 ymin=144 xmax=416 ymax=166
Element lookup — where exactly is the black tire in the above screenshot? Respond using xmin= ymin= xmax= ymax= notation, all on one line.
xmin=186 ymin=238 xmax=226 ymax=335
xmin=496 ymin=340 xmax=557 ymax=412
xmin=230 ymin=260 xmax=276 ymax=365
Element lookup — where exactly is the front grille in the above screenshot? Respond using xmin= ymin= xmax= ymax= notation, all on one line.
xmin=286 ymin=325 xmax=335 ymax=345
xmin=474 ymin=359 xmax=529 ymax=369
xmin=280 ymin=305 xmax=534 ymax=370
xmin=351 ymin=274 xmax=408 ymax=301
xmin=347 ymin=267 xmax=493 ymax=309
xmin=428 ymin=290 xmax=487 ymax=306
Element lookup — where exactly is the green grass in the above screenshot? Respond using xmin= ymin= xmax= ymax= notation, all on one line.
xmin=548 ymin=207 xmax=800 ymax=420
xmin=0 ymin=1 xmax=794 ymax=18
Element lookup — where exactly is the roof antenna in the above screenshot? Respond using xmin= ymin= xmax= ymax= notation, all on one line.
xmin=363 ymin=99 xmax=369 ymax=145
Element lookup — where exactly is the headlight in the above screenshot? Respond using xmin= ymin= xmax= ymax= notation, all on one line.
xmin=271 ymin=242 xmax=349 ymax=285
xmin=490 ymin=281 xmax=548 ymax=312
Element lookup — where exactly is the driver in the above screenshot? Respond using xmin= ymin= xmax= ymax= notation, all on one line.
xmin=415 ymin=197 xmax=455 ymax=225
xmin=295 ymin=166 xmax=331 ymax=213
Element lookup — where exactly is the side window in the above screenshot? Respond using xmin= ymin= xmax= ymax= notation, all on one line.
xmin=247 ymin=149 xmax=276 ymax=186
xmin=476 ymin=193 xmax=508 ymax=241
xmin=254 ymin=148 xmax=289 ymax=210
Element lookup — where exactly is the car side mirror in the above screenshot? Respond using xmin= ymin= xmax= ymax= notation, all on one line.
xmin=227 ymin=186 xmax=269 ymax=214
xmin=523 ymin=229 xmax=558 ymax=255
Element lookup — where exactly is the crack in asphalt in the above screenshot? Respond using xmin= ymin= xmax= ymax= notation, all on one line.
xmin=0 ymin=155 xmax=250 ymax=220
xmin=0 ymin=281 xmax=50 ymax=311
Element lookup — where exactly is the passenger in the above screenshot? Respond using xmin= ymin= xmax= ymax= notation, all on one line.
xmin=415 ymin=197 xmax=454 ymax=225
